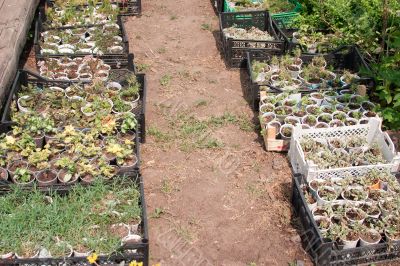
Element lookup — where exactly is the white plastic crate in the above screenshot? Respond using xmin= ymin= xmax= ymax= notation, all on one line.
xmin=289 ymin=118 xmax=400 ymax=180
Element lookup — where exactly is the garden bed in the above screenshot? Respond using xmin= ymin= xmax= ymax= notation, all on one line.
xmin=292 ymin=172 xmax=400 ymax=265
xmin=1 ymin=69 xmax=146 ymax=143
xmin=246 ymin=45 xmax=371 ymax=110
xmin=0 ymin=174 xmax=149 ymax=265
xmin=34 ymin=12 xmax=129 ymax=64
xmin=289 ymin=118 xmax=400 ymax=179
xmin=219 ymin=10 xmax=287 ymax=68
xmin=45 ymin=0 xmax=142 ymax=16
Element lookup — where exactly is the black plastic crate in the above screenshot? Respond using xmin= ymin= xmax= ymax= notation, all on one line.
xmin=45 ymin=0 xmax=141 ymax=16
xmin=219 ymin=11 xmax=288 ymax=68
xmin=0 ymin=173 xmax=149 ymax=266
xmin=246 ymin=45 xmax=372 ymax=110
xmin=34 ymin=12 xmax=129 ymax=64
xmin=0 ymin=69 xmax=146 ymax=143
xmin=292 ymin=173 xmax=400 ymax=266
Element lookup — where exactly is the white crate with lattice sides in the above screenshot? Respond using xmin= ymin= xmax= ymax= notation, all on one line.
xmin=288 ymin=118 xmax=400 ymax=180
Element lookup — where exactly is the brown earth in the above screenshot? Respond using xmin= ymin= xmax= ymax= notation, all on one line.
xmin=124 ymin=0 xmax=310 ymax=265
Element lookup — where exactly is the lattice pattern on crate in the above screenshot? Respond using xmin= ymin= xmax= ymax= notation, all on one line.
xmin=294 ymin=125 xmax=370 ymax=141
xmin=289 ymin=118 xmax=400 ymax=178
xmin=314 ymin=165 xmax=393 ymax=180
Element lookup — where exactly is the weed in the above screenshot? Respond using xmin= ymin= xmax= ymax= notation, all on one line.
xmin=175 ymin=225 xmax=193 ymax=242
xmin=194 ymin=99 xmax=207 ymax=107
xmin=150 ymin=207 xmax=165 ymax=219
xmin=160 ymin=74 xmax=172 ymax=86
xmin=157 ymin=47 xmax=166 ymax=54
xmin=136 ymin=63 xmax=150 ymax=72
xmin=201 ymin=23 xmax=211 ymax=31
xmin=170 ymin=15 xmax=177 ymax=20
xmin=148 ymin=126 xmax=170 ymax=142
xmin=161 ymin=179 xmax=173 ymax=194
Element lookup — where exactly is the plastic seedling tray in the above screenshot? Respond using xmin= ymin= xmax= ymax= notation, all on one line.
xmin=219 ymin=10 xmax=288 ymax=68
xmin=289 ymin=118 xmax=400 ymax=180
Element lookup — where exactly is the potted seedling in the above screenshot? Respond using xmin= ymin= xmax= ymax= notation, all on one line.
xmin=299 ymin=65 xmax=323 ymax=89
xmin=36 ymin=169 xmax=58 ymax=186
xmin=328 ymin=138 xmax=345 ymax=149
xmin=280 ymin=124 xmax=293 ymax=140
xmin=302 ymin=115 xmax=317 ymax=127
xmin=118 ymin=113 xmax=137 ymax=140
xmin=340 ymin=70 xmax=360 ymax=86
xmin=348 ymin=110 xmax=362 ymax=119
xmin=259 ymin=103 xmax=275 ymax=114
xmin=346 ymin=136 xmax=367 ymax=149
xmin=315 ymin=122 xmax=329 ymax=128
xmin=361 ymin=101 xmax=375 ymax=111
xmin=48 ymin=242 xmax=73 ymax=258
xmin=116 ymin=145 xmax=138 ymax=173
xmin=345 ymin=207 xmax=366 ymax=224
xmin=331 ymin=224 xmax=360 ymax=250
xmin=284 ymin=116 xmax=300 ymax=126
xmin=344 ymin=118 xmax=358 ymax=126
xmin=301 ymin=96 xmax=316 ymax=106
xmin=332 ymin=111 xmax=347 ymax=122
xmin=359 ymin=227 xmax=382 ymax=246
xmin=316 ymin=186 xmax=337 ymax=205
xmin=15 ymin=242 xmax=39 ymax=259
xmin=312 ymin=205 xmax=332 ymax=217
xmin=55 ymin=157 xmax=79 ymax=184
xmin=311 ymin=56 xmax=327 ymax=69
xmin=78 ymin=159 xmax=99 ymax=184
xmin=27 ymin=149 xmax=51 ymax=175
xmin=314 ymin=215 xmax=331 ymax=233
xmin=321 ymin=105 xmax=335 ymax=114
xmin=310 ymin=92 xmax=324 ymax=105
xmin=359 ymin=202 xmax=381 ymax=219
xmin=120 ymin=75 xmax=140 ymax=107
xmin=385 ymin=216 xmax=400 ymax=242
xmin=11 ymin=168 xmax=34 ymax=185
xmin=317 ymin=113 xmax=332 ymax=123
xmin=329 ymin=119 xmax=344 ymax=128
xmin=306 ymin=105 xmax=321 ymax=116
xmin=292 ymin=107 xmax=306 ymax=118
xmin=301 ymin=185 xmax=317 ymax=211
xmin=363 ymin=110 xmax=377 ymax=118
xmin=275 ymin=106 xmax=293 ymax=120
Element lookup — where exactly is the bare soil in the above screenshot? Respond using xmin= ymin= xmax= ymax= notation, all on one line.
xmin=124 ymin=0 xmax=310 ymax=264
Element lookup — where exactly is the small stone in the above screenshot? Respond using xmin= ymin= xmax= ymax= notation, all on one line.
xmin=290 ymin=235 xmax=301 ymax=243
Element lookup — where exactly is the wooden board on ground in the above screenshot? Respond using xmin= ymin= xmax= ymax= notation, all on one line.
xmin=0 ymin=0 xmax=40 ymax=107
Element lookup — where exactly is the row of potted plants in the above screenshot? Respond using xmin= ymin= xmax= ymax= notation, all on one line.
xmin=223 ymin=26 xmax=274 ymax=41
xmin=259 ymin=88 xmax=376 ymax=140
xmin=40 ymin=22 xmax=124 ymax=55
xmin=251 ymin=52 xmax=360 ymax=90
xmin=0 ymin=114 xmax=138 ymax=185
xmin=300 ymin=169 xmax=400 ymax=249
xmin=14 ymin=75 xmax=140 ymax=127
xmin=300 ymin=136 xmax=386 ymax=169
xmin=291 ymin=27 xmax=341 ymax=54
xmin=45 ymin=0 xmax=119 ymax=28
xmin=224 ymin=0 xmax=297 ymax=13
xmin=0 ymin=179 xmax=143 ymax=259
xmin=37 ymin=56 xmax=112 ymax=81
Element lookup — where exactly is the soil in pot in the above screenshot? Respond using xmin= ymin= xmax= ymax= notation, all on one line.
xmin=281 ymin=126 xmax=293 ymax=138
xmin=0 ymin=167 xmax=8 ymax=180
xmin=359 ymin=203 xmax=380 ymax=217
xmin=306 ymin=106 xmax=321 ymax=115
xmin=58 ymin=169 xmax=79 ymax=183
xmin=317 ymin=186 xmax=337 ymax=202
xmin=37 ymin=170 xmax=57 ymax=186
xmin=81 ymin=173 xmax=95 ymax=184
xmin=345 ymin=208 xmax=366 ymax=222
xmin=7 ymin=160 xmax=28 ymax=174
xmin=360 ymin=230 xmax=381 ymax=244
xmin=364 ymin=111 xmax=377 ymax=118
xmin=293 ymin=109 xmax=306 ymax=117
xmin=315 ymin=216 xmax=331 ymax=231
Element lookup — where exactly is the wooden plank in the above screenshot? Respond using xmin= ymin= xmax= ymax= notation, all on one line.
xmin=0 ymin=0 xmax=39 ymax=106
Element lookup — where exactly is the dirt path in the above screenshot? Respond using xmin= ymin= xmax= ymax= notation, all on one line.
xmin=125 ymin=1 xmax=310 ymax=265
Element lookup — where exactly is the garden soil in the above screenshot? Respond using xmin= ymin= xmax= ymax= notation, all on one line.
xmin=123 ymin=0 xmax=310 ymax=264
xmin=18 ymin=0 xmax=309 ymax=265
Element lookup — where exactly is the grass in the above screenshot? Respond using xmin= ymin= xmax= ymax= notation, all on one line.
xmin=170 ymin=15 xmax=177 ymax=20
xmin=136 ymin=63 xmax=150 ymax=72
xmin=194 ymin=99 xmax=207 ymax=107
xmin=150 ymin=207 xmax=165 ymax=219
xmin=157 ymin=47 xmax=167 ymax=54
xmin=148 ymin=126 xmax=171 ymax=142
xmin=0 ymin=179 xmax=141 ymax=255
xmin=201 ymin=23 xmax=212 ymax=31
xmin=161 ymin=179 xmax=174 ymax=194
xmin=174 ymin=225 xmax=194 ymax=242
xmin=160 ymin=74 xmax=172 ymax=87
